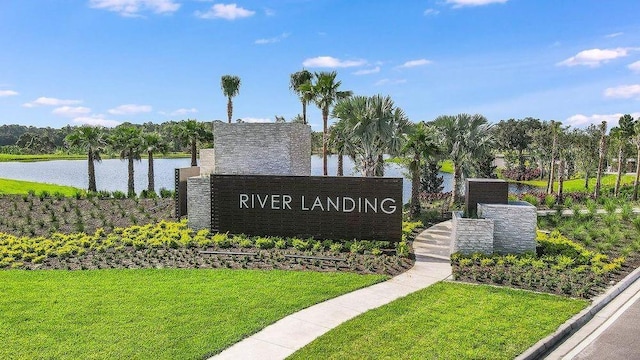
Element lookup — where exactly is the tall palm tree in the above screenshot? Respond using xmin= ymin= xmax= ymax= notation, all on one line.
xmin=433 ymin=113 xmax=494 ymax=206
xmin=546 ymin=120 xmax=561 ymax=195
xmin=332 ymin=95 xmax=410 ymax=177
xmin=401 ymin=122 xmax=440 ymax=219
xmin=64 ymin=125 xmax=107 ymax=192
xmin=110 ymin=124 xmax=143 ymax=197
xmin=594 ymin=121 xmax=608 ymax=200
xmin=173 ymin=119 xmax=213 ymax=166
xmin=221 ymin=75 xmax=241 ymax=123
xmin=306 ymin=71 xmax=352 ymax=176
xmin=142 ymin=132 xmax=169 ymax=193
xmin=328 ymin=120 xmax=350 ymax=176
xmin=289 ymin=69 xmax=313 ymax=125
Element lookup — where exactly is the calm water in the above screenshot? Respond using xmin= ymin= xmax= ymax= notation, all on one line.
xmin=0 ymin=156 xmax=534 ymax=202
xmin=0 ymin=156 xmax=455 ymax=203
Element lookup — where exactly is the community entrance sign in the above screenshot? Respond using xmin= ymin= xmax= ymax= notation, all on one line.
xmin=210 ymin=175 xmax=402 ymax=241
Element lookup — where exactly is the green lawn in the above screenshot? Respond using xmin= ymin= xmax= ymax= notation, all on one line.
xmin=0 ymin=269 xmax=386 ymax=360
xmin=518 ymin=174 xmax=636 ymax=192
xmin=289 ymin=282 xmax=587 ymax=360
xmin=0 ymin=178 xmax=83 ymax=196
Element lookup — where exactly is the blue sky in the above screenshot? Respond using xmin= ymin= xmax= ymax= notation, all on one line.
xmin=1 ymin=0 xmax=640 ymax=131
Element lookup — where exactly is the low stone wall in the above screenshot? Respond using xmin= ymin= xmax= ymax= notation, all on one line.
xmin=478 ymin=201 xmax=536 ymax=254
xmin=451 ymin=211 xmax=494 ymax=255
xmin=187 ymin=176 xmax=211 ymax=231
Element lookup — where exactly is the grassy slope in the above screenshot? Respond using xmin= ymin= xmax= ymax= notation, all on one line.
xmin=519 ymin=174 xmax=635 ymax=192
xmin=290 ymin=282 xmax=587 ymax=360
xmin=0 ymin=178 xmax=82 ymax=196
xmin=0 ymin=269 xmax=386 ymax=360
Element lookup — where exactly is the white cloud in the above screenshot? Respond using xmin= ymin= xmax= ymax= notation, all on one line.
xmin=89 ymin=0 xmax=180 ymax=17
xmin=241 ymin=117 xmax=271 ymax=123
xmin=557 ymin=47 xmax=632 ymax=67
xmin=108 ymin=104 xmax=152 ymax=115
xmin=302 ymin=56 xmax=367 ymax=68
xmin=605 ymin=32 xmax=624 ymax=38
xmin=604 ymin=84 xmax=640 ymax=99
xmin=353 ymin=66 xmax=381 ymax=75
xmin=0 ymin=90 xmax=18 ymax=97
xmin=73 ymin=115 xmax=121 ymax=127
xmin=446 ymin=0 xmax=508 ymax=8
xmin=399 ymin=59 xmax=432 ymax=68
xmin=424 ymin=8 xmax=440 ymax=15
xmin=375 ymin=78 xmax=407 ymax=86
xmin=195 ymin=3 xmax=255 ymax=20
xmin=23 ymin=97 xmax=82 ymax=108
xmin=255 ymin=32 xmax=290 ymax=45
xmin=565 ymin=112 xmax=640 ymax=128
xmin=629 ymin=61 xmax=640 ymax=73
xmin=52 ymin=106 xmax=92 ymax=117
xmin=170 ymin=108 xmax=198 ymax=116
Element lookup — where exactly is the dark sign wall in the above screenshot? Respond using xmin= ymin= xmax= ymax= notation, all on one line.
xmin=210 ymin=175 xmax=403 ymax=242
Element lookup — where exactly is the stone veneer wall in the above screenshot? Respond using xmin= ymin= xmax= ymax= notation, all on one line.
xmin=187 ymin=176 xmax=211 ymax=231
xmin=203 ymin=122 xmax=311 ymax=176
xmin=477 ymin=201 xmax=536 ymax=254
xmin=451 ymin=211 xmax=494 ymax=255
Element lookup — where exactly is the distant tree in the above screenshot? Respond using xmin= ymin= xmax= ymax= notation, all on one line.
xmin=110 ymin=124 xmax=143 ymax=197
xmin=572 ymin=125 xmax=600 ymax=190
xmin=142 ymin=132 xmax=170 ymax=193
xmin=64 ymin=126 xmax=107 ymax=192
xmin=632 ymin=118 xmax=640 ymax=200
xmin=546 ymin=120 xmax=561 ymax=195
xmin=290 ymin=114 xmax=305 ymax=124
xmin=328 ymin=120 xmax=351 ymax=176
xmin=274 ymin=115 xmax=286 ymax=123
xmin=173 ymin=119 xmax=213 ymax=167
xmin=433 ymin=113 xmax=494 ymax=206
xmin=303 ymin=71 xmax=352 ymax=175
xmin=289 ymin=69 xmax=313 ymax=125
xmin=221 ymin=75 xmax=241 ymax=123
xmin=401 ymin=122 xmax=440 ymax=219
xmin=594 ymin=121 xmax=608 ymax=199
xmin=494 ymin=118 xmax=541 ymax=179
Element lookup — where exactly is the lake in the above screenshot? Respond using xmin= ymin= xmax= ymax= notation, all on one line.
xmin=0 ymin=156 xmax=535 ymax=203
xmin=0 ymin=156 xmax=453 ymax=203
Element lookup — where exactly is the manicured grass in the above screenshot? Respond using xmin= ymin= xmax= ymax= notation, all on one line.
xmin=519 ymin=174 xmax=636 ymax=192
xmin=0 ymin=178 xmax=83 ymax=196
xmin=0 ymin=269 xmax=386 ymax=359
xmin=289 ymin=282 xmax=587 ymax=360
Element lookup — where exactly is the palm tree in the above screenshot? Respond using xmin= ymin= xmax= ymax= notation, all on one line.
xmin=64 ymin=125 xmax=107 ymax=192
xmin=401 ymin=122 xmax=440 ymax=219
xmin=173 ymin=119 xmax=213 ymax=167
xmin=110 ymin=124 xmax=143 ymax=197
xmin=289 ymin=69 xmax=313 ymax=125
xmin=632 ymin=119 xmax=640 ymax=201
xmin=328 ymin=120 xmax=350 ymax=176
xmin=221 ymin=75 xmax=241 ymax=123
xmin=594 ymin=121 xmax=608 ymax=200
xmin=305 ymin=71 xmax=352 ymax=176
xmin=546 ymin=120 xmax=561 ymax=195
xmin=612 ymin=114 xmax=635 ymax=197
xmin=332 ymin=95 xmax=410 ymax=177
xmin=433 ymin=113 xmax=494 ymax=206
xmin=142 ymin=132 xmax=169 ymax=193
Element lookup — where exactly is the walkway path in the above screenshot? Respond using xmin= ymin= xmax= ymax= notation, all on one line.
xmin=211 ymin=221 xmax=453 ymax=360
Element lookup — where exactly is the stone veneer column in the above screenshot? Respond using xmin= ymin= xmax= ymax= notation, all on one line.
xmin=477 ymin=201 xmax=536 ymax=254
xmin=451 ymin=211 xmax=494 ymax=255
xmin=187 ymin=176 xmax=211 ymax=230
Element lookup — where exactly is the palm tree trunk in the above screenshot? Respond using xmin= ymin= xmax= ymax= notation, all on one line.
xmin=615 ymin=145 xmax=624 ymax=197
xmin=410 ymin=153 xmax=421 ymax=219
xmin=322 ymin=107 xmax=329 ymax=176
xmin=547 ymin=130 xmax=557 ymax=194
xmin=633 ymin=146 xmax=640 ymax=201
xmin=190 ymin=139 xmax=197 ymax=167
xmin=227 ymin=97 xmax=233 ymax=123
xmin=584 ymin=171 xmax=589 ymax=190
xmin=337 ymin=152 xmax=344 ymax=176
xmin=594 ymin=123 xmax=607 ymax=199
xmin=557 ymin=159 xmax=564 ymax=203
xmin=302 ymin=101 xmax=307 ymax=125
xmin=128 ymin=154 xmax=135 ymax=197
xmin=450 ymin=163 xmax=460 ymax=206
xmin=375 ymin=154 xmax=384 ymax=176
xmin=148 ymin=151 xmax=155 ymax=193
xmin=87 ymin=150 xmax=96 ymax=192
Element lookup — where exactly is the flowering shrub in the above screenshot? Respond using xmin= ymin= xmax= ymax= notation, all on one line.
xmin=501 ymin=167 xmax=541 ymax=181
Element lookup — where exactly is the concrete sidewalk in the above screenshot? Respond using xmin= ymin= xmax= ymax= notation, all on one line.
xmin=210 ymin=221 xmax=453 ymax=360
